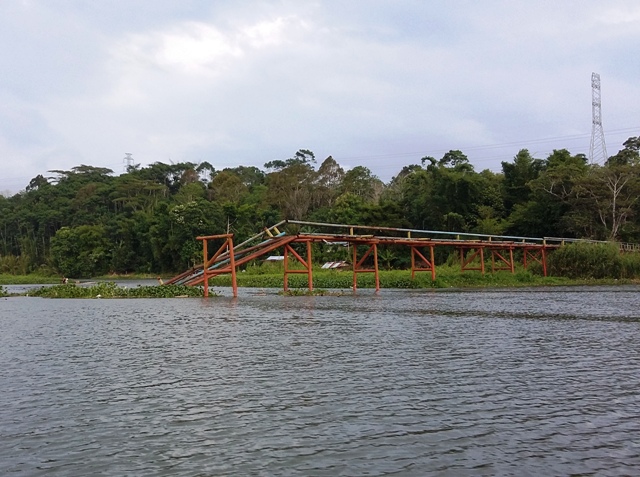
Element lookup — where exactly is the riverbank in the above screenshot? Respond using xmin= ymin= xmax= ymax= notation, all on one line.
xmin=2 ymin=268 xmax=635 ymax=291
xmin=207 ymin=268 xmax=634 ymax=289
xmin=0 ymin=273 xmax=163 ymax=286
xmin=0 ymin=274 xmax=61 ymax=285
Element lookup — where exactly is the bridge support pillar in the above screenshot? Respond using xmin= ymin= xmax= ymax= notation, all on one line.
xmin=411 ymin=245 xmax=436 ymax=281
xmin=460 ymin=247 xmax=485 ymax=275
xmin=283 ymin=240 xmax=313 ymax=292
xmin=523 ymin=247 xmax=548 ymax=277
xmin=491 ymin=247 xmax=515 ymax=273
xmin=352 ymin=241 xmax=380 ymax=292
xmin=198 ymin=234 xmax=238 ymax=298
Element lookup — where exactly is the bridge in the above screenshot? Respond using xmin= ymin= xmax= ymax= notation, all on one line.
xmin=165 ymin=220 xmax=629 ymax=297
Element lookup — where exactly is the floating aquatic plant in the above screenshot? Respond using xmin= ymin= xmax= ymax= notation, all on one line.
xmin=30 ymin=282 xmax=206 ymax=298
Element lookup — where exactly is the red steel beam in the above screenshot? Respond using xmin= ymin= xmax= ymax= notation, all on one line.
xmin=283 ymin=242 xmax=313 ymax=292
xmin=491 ymin=248 xmax=515 ymax=273
xmin=352 ymin=241 xmax=380 ymax=291
xmin=411 ymin=245 xmax=436 ymax=281
xmin=460 ymin=247 xmax=485 ymax=274
xmin=171 ymin=227 xmax=562 ymax=293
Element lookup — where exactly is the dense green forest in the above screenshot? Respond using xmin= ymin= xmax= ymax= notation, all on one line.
xmin=1 ymin=137 xmax=639 ymax=278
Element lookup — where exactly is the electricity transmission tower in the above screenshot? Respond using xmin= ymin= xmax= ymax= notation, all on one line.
xmin=589 ymin=72 xmax=608 ymax=164
xmin=123 ymin=153 xmax=134 ymax=172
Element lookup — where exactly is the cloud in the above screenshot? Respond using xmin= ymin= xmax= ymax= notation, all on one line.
xmin=1 ymin=0 xmax=640 ymax=193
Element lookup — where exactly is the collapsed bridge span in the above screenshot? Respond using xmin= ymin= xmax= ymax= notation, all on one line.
xmin=166 ymin=220 xmax=581 ymax=297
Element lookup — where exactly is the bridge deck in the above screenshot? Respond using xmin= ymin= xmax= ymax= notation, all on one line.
xmin=167 ymin=220 xmax=578 ymax=297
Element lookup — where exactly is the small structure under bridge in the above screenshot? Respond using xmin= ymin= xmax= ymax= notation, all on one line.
xmin=164 ymin=220 xmax=625 ymax=297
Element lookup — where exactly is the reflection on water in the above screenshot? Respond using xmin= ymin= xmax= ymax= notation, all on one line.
xmin=1 ymin=287 xmax=640 ymax=475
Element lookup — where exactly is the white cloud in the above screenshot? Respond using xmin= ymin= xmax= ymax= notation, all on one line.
xmin=601 ymin=4 xmax=640 ymax=25
xmin=1 ymin=0 xmax=639 ymax=192
xmin=116 ymin=22 xmax=243 ymax=76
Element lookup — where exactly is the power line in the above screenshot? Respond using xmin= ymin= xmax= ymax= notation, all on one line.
xmin=1 ymin=126 xmax=638 ymax=189
xmin=334 ymin=126 xmax=638 ymax=166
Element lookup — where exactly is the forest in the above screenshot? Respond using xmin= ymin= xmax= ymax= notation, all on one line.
xmin=1 ymin=136 xmax=639 ymax=278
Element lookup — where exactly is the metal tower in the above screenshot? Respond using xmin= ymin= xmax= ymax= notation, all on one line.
xmin=123 ymin=153 xmax=134 ymax=172
xmin=589 ymin=72 xmax=608 ymax=164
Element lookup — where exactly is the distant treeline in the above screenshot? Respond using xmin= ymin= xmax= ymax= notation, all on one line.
xmin=1 ymin=138 xmax=639 ymax=277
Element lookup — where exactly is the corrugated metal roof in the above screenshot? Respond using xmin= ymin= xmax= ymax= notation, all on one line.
xmin=321 ymin=261 xmax=348 ymax=269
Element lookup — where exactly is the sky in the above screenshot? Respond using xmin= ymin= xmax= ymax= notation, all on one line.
xmin=1 ymin=0 xmax=639 ymax=194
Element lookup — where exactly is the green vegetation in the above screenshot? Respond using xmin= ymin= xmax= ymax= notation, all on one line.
xmin=547 ymin=242 xmax=640 ymax=279
xmin=0 ymin=274 xmax=62 ymax=285
xmin=208 ymin=267 xmax=583 ymax=290
xmin=0 ymin=285 xmax=7 ymax=297
xmin=30 ymin=282 xmax=205 ymax=298
xmin=1 ymin=138 xmax=640 ymax=280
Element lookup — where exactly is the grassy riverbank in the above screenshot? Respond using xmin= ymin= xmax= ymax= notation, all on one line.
xmin=4 ymin=242 xmax=639 ymax=293
xmin=2 ymin=269 xmax=634 ymax=292
xmin=207 ymin=267 xmax=631 ymax=289
xmin=0 ymin=273 xmax=163 ymax=286
xmin=0 ymin=274 xmax=62 ymax=285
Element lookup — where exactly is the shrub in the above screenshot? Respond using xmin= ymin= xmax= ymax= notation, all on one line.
xmin=547 ymin=242 xmax=624 ymax=279
xmin=620 ymin=252 xmax=640 ymax=279
xmin=0 ymin=255 xmax=30 ymax=275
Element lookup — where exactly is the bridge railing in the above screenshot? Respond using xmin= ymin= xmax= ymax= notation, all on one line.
xmin=287 ymin=220 xmax=549 ymax=246
xmin=285 ymin=220 xmax=640 ymax=251
xmin=542 ymin=236 xmax=640 ymax=252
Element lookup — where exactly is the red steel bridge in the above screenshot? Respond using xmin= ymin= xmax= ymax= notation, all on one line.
xmin=166 ymin=220 xmax=638 ymax=297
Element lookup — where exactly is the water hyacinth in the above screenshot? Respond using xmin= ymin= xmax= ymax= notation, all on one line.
xmin=30 ymin=282 xmax=205 ymax=298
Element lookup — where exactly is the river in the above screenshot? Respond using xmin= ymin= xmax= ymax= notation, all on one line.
xmin=1 ymin=286 xmax=639 ymax=475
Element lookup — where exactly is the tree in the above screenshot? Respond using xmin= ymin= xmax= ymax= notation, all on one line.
xmin=265 ymin=150 xmax=318 ymax=220
xmin=526 ymin=149 xmax=599 ymax=239
xmin=574 ymin=163 xmax=640 ymax=240
xmin=26 ymin=175 xmax=50 ymax=192
xmin=339 ymin=166 xmax=384 ymax=203
xmin=149 ymin=200 xmax=225 ymax=272
xmin=265 ymin=149 xmax=315 ymax=170
xmin=50 ymin=225 xmax=112 ymax=277
xmin=501 ymin=149 xmax=545 ymax=214
xmin=439 ymin=150 xmax=470 ymax=169
xmin=227 ymin=166 xmax=266 ymax=189
xmin=607 ymin=136 xmax=640 ymax=166
xmin=314 ymin=156 xmax=345 ymax=209
xmin=208 ymin=170 xmax=248 ymax=204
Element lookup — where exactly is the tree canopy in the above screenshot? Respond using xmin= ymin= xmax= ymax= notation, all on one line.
xmin=2 ymin=141 xmax=639 ymax=277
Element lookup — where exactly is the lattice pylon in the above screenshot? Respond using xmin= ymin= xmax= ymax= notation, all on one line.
xmin=589 ymin=72 xmax=608 ymax=164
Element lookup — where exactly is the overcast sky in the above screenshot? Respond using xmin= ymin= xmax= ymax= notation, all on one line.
xmin=1 ymin=0 xmax=639 ymax=194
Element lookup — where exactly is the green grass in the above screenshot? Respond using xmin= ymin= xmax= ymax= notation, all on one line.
xmin=0 ymin=273 xmax=166 ymax=286
xmin=0 ymin=274 xmax=62 ymax=285
xmin=206 ymin=266 xmax=612 ymax=290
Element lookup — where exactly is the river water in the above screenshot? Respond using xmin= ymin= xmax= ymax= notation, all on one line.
xmin=1 ymin=286 xmax=639 ymax=476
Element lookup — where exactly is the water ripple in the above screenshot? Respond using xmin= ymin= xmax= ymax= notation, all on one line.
xmin=1 ymin=288 xmax=640 ymax=475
